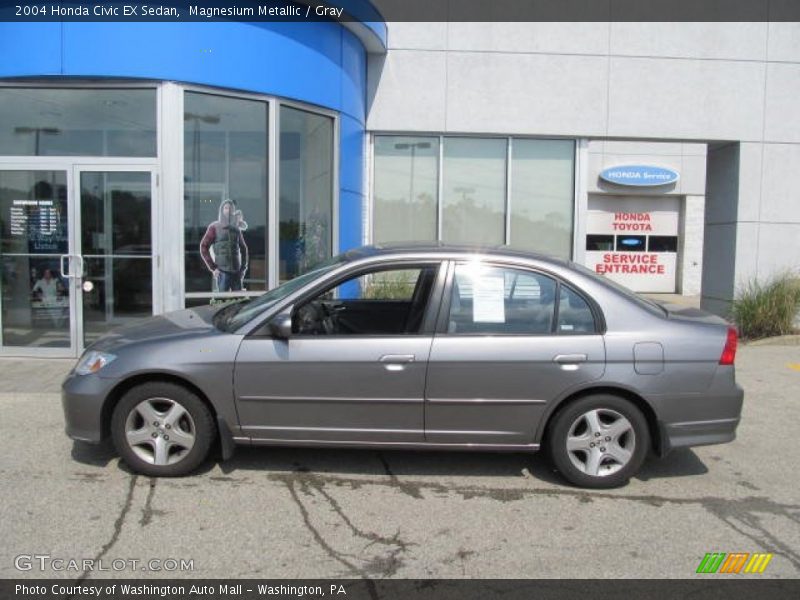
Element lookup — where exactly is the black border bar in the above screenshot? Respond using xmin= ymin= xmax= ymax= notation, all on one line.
xmin=1 ymin=0 xmax=800 ymax=23
xmin=4 ymin=579 xmax=800 ymax=600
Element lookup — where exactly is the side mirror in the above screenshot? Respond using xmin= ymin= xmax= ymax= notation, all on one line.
xmin=268 ymin=313 xmax=293 ymax=339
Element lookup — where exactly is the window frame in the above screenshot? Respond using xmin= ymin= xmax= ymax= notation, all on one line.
xmin=435 ymin=260 xmax=603 ymax=337
xmin=280 ymin=259 xmax=447 ymax=339
xmin=369 ymin=133 xmax=577 ymax=259
xmin=180 ymin=85 xmax=340 ymax=303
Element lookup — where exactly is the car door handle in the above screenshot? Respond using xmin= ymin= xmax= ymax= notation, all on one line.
xmin=379 ymin=354 xmax=415 ymax=371
xmin=379 ymin=354 xmax=415 ymax=363
xmin=553 ymin=354 xmax=588 ymax=364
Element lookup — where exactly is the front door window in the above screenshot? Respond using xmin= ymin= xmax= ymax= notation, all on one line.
xmin=293 ymin=265 xmax=439 ymax=336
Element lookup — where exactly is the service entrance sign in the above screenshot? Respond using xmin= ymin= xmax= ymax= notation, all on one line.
xmin=585 ymin=195 xmax=680 ymax=293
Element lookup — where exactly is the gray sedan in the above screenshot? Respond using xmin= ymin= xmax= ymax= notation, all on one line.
xmin=62 ymin=245 xmax=743 ymax=488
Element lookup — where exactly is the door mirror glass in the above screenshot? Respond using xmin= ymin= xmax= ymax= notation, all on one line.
xmin=269 ymin=313 xmax=293 ymax=339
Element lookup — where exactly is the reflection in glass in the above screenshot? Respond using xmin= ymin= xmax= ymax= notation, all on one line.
xmin=373 ymin=136 xmax=438 ymax=243
xmin=184 ymin=92 xmax=268 ymax=294
xmin=442 ymin=138 xmax=506 ymax=245
xmin=510 ymin=139 xmax=574 ymax=258
xmin=0 ymin=88 xmax=156 ymax=156
xmin=616 ymin=235 xmax=646 ymax=251
xmin=586 ymin=234 xmax=614 ymax=251
xmin=81 ymin=172 xmax=151 ymax=256
xmin=648 ymin=236 xmax=678 ymax=252
xmin=279 ymin=106 xmax=333 ymax=282
xmin=448 ymin=264 xmax=556 ymax=335
xmin=1 ymin=170 xmax=70 ymax=347
xmin=80 ymin=172 xmax=153 ymax=346
xmin=82 ymin=257 xmax=152 ymax=347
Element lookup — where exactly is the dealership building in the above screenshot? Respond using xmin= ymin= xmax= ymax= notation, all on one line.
xmin=0 ymin=5 xmax=799 ymax=356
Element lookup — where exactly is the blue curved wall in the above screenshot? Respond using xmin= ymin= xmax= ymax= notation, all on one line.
xmin=0 ymin=19 xmax=369 ymax=252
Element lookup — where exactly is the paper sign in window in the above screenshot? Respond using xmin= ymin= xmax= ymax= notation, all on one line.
xmin=472 ymin=275 xmax=506 ymax=323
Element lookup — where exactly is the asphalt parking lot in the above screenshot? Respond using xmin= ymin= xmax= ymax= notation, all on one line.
xmin=1 ymin=344 xmax=798 ymax=580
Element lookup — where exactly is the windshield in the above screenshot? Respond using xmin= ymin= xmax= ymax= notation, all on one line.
xmin=568 ymin=261 xmax=667 ymax=317
xmin=217 ymin=256 xmax=348 ymax=332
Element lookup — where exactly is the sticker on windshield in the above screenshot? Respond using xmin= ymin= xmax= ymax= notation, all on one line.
xmin=472 ymin=275 xmax=506 ymax=323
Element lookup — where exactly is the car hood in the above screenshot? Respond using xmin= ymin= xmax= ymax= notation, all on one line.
xmin=89 ymin=306 xmax=220 ymax=352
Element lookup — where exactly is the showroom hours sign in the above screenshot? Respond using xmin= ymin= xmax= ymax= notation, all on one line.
xmin=7 ymin=199 xmax=66 ymax=253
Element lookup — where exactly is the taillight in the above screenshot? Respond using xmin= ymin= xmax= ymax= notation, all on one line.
xmin=719 ymin=326 xmax=738 ymax=365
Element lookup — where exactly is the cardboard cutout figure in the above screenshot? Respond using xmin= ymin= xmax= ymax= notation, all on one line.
xmin=199 ymin=199 xmax=249 ymax=292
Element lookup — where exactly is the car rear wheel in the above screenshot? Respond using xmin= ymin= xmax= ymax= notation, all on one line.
xmin=111 ymin=382 xmax=215 ymax=477
xmin=548 ymin=394 xmax=649 ymax=488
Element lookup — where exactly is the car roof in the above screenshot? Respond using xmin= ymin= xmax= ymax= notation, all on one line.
xmin=342 ymin=242 xmax=572 ymax=268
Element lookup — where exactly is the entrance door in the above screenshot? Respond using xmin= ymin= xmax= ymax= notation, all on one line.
xmin=0 ymin=166 xmax=158 ymax=356
xmin=0 ymin=168 xmax=73 ymax=356
xmin=74 ymin=167 xmax=159 ymax=350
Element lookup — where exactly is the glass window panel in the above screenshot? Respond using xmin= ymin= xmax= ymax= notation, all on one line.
xmin=0 ymin=88 xmax=156 ymax=156
xmin=279 ymin=105 xmax=333 ymax=283
xmin=442 ymin=138 xmax=506 ymax=245
xmin=0 ymin=170 xmax=70 ymax=348
xmin=586 ymin=234 xmax=614 ymax=251
xmin=616 ymin=235 xmax=646 ymax=251
xmin=648 ymin=236 xmax=678 ymax=252
xmin=293 ymin=265 xmax=437 ymax=336
xmin=82 ymin=257 xmax=152 ymax=347
xmin=79 ymin=171 xmax=154 ymax=346
xmin=373 ymin=136 xmax=438 ymax=243
xmin=184 ymin=92 xmax=268 ymax=295
xmin=510 ymin=139 xmax=575 ymax=258
xmin=80 ymin=172 xmax=151 ymax=256
xmin=557 ymin=285 xmax=596 ymax=334
xmin=0 ymin=170 xmax=68 ymax=255
xmin=447 ymin=263 xmax=556 ymax=335
xmin=2 ymin=255 xmax=70 ymax=348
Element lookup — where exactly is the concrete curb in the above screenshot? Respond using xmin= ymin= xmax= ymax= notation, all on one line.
xmin=744 ymin=334 xmax=800 ymax=347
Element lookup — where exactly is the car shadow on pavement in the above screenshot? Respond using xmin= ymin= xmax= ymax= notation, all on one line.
xmin=213 ymin=444 xmax=709 ymax=485
xmin=71 ymin=439 xmax=117 ymax=468
xmin=636 ymin=448 xmax=709 ymax=481
xmin=70 ymin=441 xmax=709 ymax=485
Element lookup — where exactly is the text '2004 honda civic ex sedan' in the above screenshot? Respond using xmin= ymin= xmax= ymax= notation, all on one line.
xmin=62 ymin=244 xmax=743 ymax=488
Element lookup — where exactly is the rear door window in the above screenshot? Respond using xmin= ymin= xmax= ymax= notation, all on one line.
xmin=557 ymin=285 xmax=597 ymax=334
xmin=446 ymin=264 xmax=557 ymax=334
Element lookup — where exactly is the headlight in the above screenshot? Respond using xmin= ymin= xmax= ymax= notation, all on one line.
xmin=74 ymin=351 xmax=117 ymax=375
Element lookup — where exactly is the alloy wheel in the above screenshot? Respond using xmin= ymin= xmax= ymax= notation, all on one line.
xmin=565 ymin=408 xmax=635 ymax=477
xmin=124 ymin=397 xmax=196 ymax=466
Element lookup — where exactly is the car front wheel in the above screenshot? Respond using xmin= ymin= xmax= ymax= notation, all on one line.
xmin=548 ymin=394 xmax=650 ymax=488
xmin=111 ymin=382 xmax=215 ymax=477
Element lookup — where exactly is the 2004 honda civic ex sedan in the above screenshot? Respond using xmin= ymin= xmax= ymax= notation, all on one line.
xmin=62 ymin=244 xmax=743 ymax=488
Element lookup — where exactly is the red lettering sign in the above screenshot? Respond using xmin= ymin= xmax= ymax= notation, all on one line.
xmin=611 ymin=212 xmax=653 ymax=232
xmin=595 ymin=254 xmax=664 ymax=275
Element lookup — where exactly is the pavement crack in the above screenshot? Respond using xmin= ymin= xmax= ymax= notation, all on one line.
xmin=376 ymin=452 xmax=423 ymax=499
xmin=283 ymin=477 xmax=380 ymax=599
xmin=139 ymin=477 xmax=157 ymax=526
xmin=76 ymin=474 xmax=138 ymax=583
xmin=700 ymin=496 xmax=800 ymax=572
xmin=270 ymin=471 xmax=800 ymax=574
xmin=316 ymin=483 xmax=413 ymax=555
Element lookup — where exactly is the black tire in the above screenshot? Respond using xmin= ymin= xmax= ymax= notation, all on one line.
xmin=111 ymin=382 xmax=216 ymax=477
xmin=547 ymin=394 xmax=650 ymax=489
